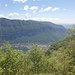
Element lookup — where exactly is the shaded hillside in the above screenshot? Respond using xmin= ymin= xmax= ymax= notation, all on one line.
xmin=0 ymin=18 xmax=67 ymax=44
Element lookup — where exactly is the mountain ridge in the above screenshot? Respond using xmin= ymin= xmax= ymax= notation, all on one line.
xmin=0 ymin=18 xmax=67 ymax=44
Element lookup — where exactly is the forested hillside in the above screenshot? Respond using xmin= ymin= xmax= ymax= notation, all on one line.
xmin=0 ymin=27 xmax=75 ymax=75
xmin=0 ymin=18 xmax=67 ymax=44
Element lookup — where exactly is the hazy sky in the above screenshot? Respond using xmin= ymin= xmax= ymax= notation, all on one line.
xmin=0 ymin=0 xmax=75 ymax=24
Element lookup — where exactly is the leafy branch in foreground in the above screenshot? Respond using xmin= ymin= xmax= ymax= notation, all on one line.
xmin=0 ymin=33 xmax=75 ymax=75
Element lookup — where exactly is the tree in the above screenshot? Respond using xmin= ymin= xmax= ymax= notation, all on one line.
xmin=27 ymin=45 xmax=47 ymax=74
xmin=0 ymin=42 xmax=32 ymax=75
xmin=67 ymin=25 xmax=75 ymax=37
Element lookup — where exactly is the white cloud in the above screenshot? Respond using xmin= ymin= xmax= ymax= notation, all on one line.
xmin=39 ymin=7 xmax=59 ymax=12
xmin=0 ymin=14 xmax=6 ymax=18
xmin=30 ymin=6 xmax=38 ymax=10
xmin=5 ymin=4 xmax=7 ymax=7
xmin=30 ymin=6 xmax=38 ymax=13
xmin=63 ymin=9 xmax=70 ymax=11
xmin=33 ymin=10 xmax=37 ymax=13
xmin=33 ymin=0 xmax=41 ymax=1
xmin=18 ymin=13 xmax=30 ymax=20
xmin=13 ymin=0 xmax=27 ymax=3
xmin=25 ymin=13 xmax=30 ymax=18
xmin=43 ymin=7 xmax=52 ymax=12
xmin=30 ymin=18 xmax=52 ymax=21
xmin=24 ymin=5 xmax=29 ymax=11
xmin=9 ymin=12 xmax=20 ymax=17
xmin=27 ymin=17 xmax=59 ymax=22
xmin=53 ymin=18 xmax=59 ymax=20
xmin=39 ymin=7 xmax=52 ymax=12
xmin=39 ymin=8 xmax=44 ymax=12
xmin=63 ymin=9 xmax=66 ymax=11
xmin=52 ymin=7 xmax=59 ymax=12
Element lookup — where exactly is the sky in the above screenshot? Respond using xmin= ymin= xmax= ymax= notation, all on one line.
xmin=0 ymin=0 xmax=75 ymax=24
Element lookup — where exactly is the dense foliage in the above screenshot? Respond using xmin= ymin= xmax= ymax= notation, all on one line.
xmin=0 ymin=18 xmax=66 ymax=44
xmin=0 ymin=34 xmax=75 ymax=75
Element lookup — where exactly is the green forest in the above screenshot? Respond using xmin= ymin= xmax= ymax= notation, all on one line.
xmin=0 ymin=18 xmax=66 ymax=44
xmin=0 ymin=27 xmax=75 ymax=75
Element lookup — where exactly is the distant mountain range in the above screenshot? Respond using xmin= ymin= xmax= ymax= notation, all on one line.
xmin=61 ymin=24 xmax=74 ymax=29
xmin=0 ymin=18 xmax=67 ymax=44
